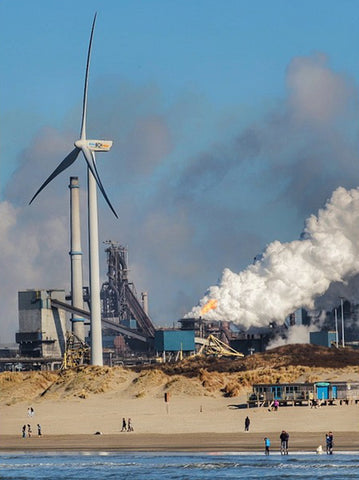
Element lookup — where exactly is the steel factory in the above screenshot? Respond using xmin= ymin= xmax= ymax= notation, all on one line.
xmin=1 ymin=175 xmax=358 ymax=372
xmin=4 ymin=234 xmax=251 ymax=371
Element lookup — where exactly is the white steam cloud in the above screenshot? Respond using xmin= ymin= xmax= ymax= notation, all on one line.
xmin=0 ymin=200 xmax=69 ymax=343
xmin=188 ymin=186 xmax=359 ymax=329
xmin=267 ymin=324 xmax=316 ymax=349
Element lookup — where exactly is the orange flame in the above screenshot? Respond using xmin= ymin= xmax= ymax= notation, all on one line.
xmin=200 ymin=299 xmax=218 ymax=315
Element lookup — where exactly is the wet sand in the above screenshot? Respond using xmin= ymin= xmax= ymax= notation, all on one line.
xmin=1 ymin=432 xmax=359 ymax=452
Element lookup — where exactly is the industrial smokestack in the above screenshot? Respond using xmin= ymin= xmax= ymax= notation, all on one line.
xmin=141 ymin=291 xmax=149 ymax=315
xmin=69 ymin=177 xmax=85 ymax=341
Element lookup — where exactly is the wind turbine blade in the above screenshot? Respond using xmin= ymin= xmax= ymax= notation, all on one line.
xmin=29 ymin=147 xmax=81 ymax=205
xmin=81 ymin=147 xmax=118 ymax=218
xmin=90 ymin=152 xmax=119 ymax=218
xmin=80 ymin=13 xmax=97 ymax=140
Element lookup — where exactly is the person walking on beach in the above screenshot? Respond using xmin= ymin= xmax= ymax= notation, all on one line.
xmin=27 ymin=424 xmax=32 ymax=438
xmin=280 ymin=430 xmax=289 ymax=455
xmin=37 ymin=424 xmax=42 ymax=436
xmin=121 ymin=418 xmax=127 ymax=432
xmin=326 ymin=431 xmax=334 ymax=454
xmin=244 ymin=416 xmax=250 ymax=431
xmin=127 ymin=418 xmax=133 ymax=432
xmin=30 ymin=407 xmax=34 ymax=417
xmin=22 ymin=425 xmax=26 ymax=438
xmin=264 ymin=437 xmax=270 ymax=455
xmin=27 ymin=407 xmax=31 ymax=417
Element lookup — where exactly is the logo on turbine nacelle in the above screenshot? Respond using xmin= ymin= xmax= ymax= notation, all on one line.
xmin=87 ymin=140 xmax=113 ymax=152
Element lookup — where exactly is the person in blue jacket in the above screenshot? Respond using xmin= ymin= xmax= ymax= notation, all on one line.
xmin=326 ymin=431 xmax=334 ymax=454
xmin=264 ymin=437 xmax=270 ymax=455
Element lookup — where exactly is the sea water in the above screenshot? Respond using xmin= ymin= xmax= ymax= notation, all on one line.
xmin=1 ymin=452 xmax=358 ymax=479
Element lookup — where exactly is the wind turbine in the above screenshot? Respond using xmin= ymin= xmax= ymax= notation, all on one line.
xmin=29 ymin=13 xmax=117 ymax=366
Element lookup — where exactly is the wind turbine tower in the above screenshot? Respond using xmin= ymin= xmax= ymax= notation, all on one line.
xmin=30 ymin=14 xmax=118 ymax=366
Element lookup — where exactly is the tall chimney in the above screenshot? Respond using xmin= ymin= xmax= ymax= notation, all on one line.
xmin=69 ymin=177 xmax=85 ymax=341
xmin=141 ymin=291 xmax=149 ymax=315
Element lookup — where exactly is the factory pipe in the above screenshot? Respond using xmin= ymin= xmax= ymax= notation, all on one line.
xmin=141 ymin=291 xmax=149 ymax=316
xmin=340 ymin=297 xmax=345 ymax=348
xmin=69 ymin=177 xmax=85 ymax=342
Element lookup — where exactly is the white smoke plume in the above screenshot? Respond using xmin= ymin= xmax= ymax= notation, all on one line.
xmin=267 ymin=324 xmax=315 ymax=349
xmin=187 ymin=186 xmax=359 ymax=329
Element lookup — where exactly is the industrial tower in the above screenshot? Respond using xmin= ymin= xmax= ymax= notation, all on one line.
xmin=100 ymin=241 xmax=156 ymax=340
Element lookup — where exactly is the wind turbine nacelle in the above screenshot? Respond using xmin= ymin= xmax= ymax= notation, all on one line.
xmin=86 ymin=140 xmax=113 ymax=152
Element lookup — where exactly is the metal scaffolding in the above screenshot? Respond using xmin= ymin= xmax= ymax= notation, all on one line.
xmin=100 ymin=241 xmax=156 ymax=339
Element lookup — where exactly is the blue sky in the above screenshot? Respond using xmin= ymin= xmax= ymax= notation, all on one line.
xmin=1 ymin=0 xmax=359 ymax=342
xmin=2 ymin=0 xmax=359 ymax=186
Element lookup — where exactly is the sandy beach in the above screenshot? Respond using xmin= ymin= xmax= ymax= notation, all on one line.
xmin=1 ymin=393 xmax=359 ymax=452
xmin=2 ymin=353 xmax=359 ymax=453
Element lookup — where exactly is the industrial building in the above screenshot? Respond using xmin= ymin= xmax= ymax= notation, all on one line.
xmin=155 ymin=329 xmax=195 ymax=360
xmin=16 ymin=289 xmax=66 ymax=358
xmin=309 ymin=331 xmax=337 ymax=348
xmin=5 ymin=228 xmax=359 ymax=371
xmin=13 ymin=289 xmax=67 ymax=369
xmin=8 ymin=241 xmax=198 ymax=370
xmin=230 ymin=332 xmax=270 ymax=356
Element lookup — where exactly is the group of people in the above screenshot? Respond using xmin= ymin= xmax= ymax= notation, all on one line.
xmin=263 ymin=431 xmax=334 ymax=455
xmin=245 ymin=414 xmax=334 ymax=455
xmin=121 ymin=417 xmax=134 ymax=432
xmin=263 ymin=430 xmax=289 ymax=455
xmin=22 ymin=423 xmax=41 ymax=438
xmin=22 ymin=407 xmax=41 ymax=438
